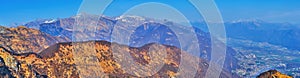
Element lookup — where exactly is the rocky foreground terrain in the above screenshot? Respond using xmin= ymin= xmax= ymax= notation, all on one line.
xmin=0 ymin=40 xmax=237 ymax=78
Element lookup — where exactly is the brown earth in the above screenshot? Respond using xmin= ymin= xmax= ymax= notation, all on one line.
xmin=0 ymin=26 xmax=68 ymax=54
xmin=0 ymin=41 xmax=237 ymax=78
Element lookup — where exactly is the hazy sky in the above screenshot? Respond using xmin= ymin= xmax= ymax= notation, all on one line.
xmin=0 ymin=0 xmax=300 ymax=26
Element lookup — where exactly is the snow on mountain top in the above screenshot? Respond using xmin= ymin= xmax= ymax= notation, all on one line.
xmin=230 ymin=19 xmax=265 ymax=24
xmin=115 ymin=15 xmax=146 ymax=21
xmin=44 ymin=19 xmax=56 ymax=23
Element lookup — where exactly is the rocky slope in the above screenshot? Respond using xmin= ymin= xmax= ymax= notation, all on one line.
xmin=0 ymin=41 xmax=238 ymax=78
xmin=0 ymin=26 xmax=68 ymax=53
xmin=257 ymin=70 xmax=292 ymax=78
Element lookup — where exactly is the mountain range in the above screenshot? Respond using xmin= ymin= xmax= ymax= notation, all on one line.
xmin=193 ymin=19 xmax=300 ymax=50
xmin=0 ymin=14 xmax=240 ymax=77
xmin=2 ymin=13 xmax=298 ymax=77
xmin=23 ymin=14 xmax=238 ymax=72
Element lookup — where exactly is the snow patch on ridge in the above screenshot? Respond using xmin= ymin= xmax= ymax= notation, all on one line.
xmin=44 ymin=19 xmax=56 ymax=23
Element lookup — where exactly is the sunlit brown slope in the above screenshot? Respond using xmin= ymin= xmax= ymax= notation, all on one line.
xmin=0 ymin=26 xmax=68 ymax=53
xmin=257 ymin=70 xmax=292 ymax=78
xmin=0 ymin=41 xmax=238 ymax=78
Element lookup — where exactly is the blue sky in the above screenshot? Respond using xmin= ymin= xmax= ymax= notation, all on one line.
xmin=0 ymin=0 xmax=300 ymax=26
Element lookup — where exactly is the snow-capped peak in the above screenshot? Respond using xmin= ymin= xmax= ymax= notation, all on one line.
xmin=115 ymin=15 xmax=146 ymax=21
xmin=44 ymin=19 xmax=56 ymax=23
xmin=231 ymin=19 xmax=264 ymax=24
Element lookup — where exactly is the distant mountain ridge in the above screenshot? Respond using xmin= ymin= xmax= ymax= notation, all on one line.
xmin=25 ymin=16 xmax=300 ymax=51
xmin=192 ymin=19 xmax=300 ymax=50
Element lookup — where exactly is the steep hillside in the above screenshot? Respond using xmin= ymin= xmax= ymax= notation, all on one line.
xmin=0 ymin=41 xmax=238 ymax=78
xmin=0 ymin=26 xmax=68 ymax=53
